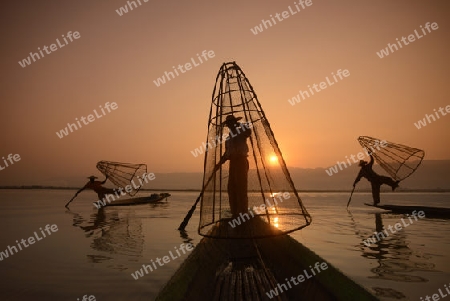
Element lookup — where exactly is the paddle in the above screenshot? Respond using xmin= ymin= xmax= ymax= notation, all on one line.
xmin=346 ymin=185 xmax=356 ymax=208
xmin=178 ymin=165 xmax=219 ymax=231
xmin=65 ymin=191 xmax=80 ymax=208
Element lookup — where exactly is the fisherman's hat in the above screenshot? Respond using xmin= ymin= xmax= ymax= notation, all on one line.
xmin=222 ymin=114 xmax=242 ymax=125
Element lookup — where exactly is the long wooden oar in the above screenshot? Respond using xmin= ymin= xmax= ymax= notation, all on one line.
xmin=65 ymin=191 xmax=80 ymax=208
xmin=178 ymin=166 xmax=219 ymax=231
xmin=346 ymin=186 xmax=356 ymax=208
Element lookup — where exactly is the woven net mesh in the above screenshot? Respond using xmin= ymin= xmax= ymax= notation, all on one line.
xmin=198 ymin=62 xmax=311 ymax=238
xmin=96 ymin=161 xmax=147 ymax=196
xmin=358 ymin=136 xmax=425 ymax=181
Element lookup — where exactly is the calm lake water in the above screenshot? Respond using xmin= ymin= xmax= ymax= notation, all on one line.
xmin=0 ymin=189 xmax=449 ymax=300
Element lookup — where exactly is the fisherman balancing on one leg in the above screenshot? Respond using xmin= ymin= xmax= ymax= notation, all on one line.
xmin=353 ymin=155 xmax=400 ymax=205
xmin=65 ymin=176 xmax=116 ymax=208
xmin=216 ymin=115 xmax=252 ymax=217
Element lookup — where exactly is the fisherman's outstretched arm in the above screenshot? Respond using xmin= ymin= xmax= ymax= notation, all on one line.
xmin=368 ymin=154 xmax=374 ymax=167
xmin=75 ymin=185 xmax=87 ymax=195
xmin=101 ymin=177 xmax=108 ymax=184
xmin=353 ymin=171 xmax=363 ymax=186
xmin=217 ymin=152 xmax=229 ymax=168
xmin=217 ymin=140 xmax=231 ymax=166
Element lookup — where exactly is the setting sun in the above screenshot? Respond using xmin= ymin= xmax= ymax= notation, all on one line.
xmin=269 ymin=155 xmax=278 ymax=164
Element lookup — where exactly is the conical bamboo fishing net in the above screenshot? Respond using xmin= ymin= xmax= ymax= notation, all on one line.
xmin=358 ymin=136 xmax=425 ymax=181
xmin=198 ymin=62 xmax=311 ymax=238
xmin=96 ymin=161 xmax=147 ymax=196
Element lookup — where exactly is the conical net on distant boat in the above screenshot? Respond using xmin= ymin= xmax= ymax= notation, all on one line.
xmin=96 ymin=161 xmax=147 ymax=196
xmin=358 ymin=136 xmax=425 ymax=181
xmin=198 ymin=62 xmax=311 ymax=239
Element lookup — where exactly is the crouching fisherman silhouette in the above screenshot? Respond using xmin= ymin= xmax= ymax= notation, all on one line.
xmin=65 ymin=176 xmax=117 ymax=208
xmin=353 ymin=155 xmax=399 ymax=205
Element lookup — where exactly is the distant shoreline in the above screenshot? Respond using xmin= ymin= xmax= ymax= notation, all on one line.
xmin=0 ymin=186 xmax=449 ymax=193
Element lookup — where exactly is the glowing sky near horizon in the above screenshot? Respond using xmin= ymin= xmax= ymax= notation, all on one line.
xmin=1 ymin=0 xmax=449 ymax=186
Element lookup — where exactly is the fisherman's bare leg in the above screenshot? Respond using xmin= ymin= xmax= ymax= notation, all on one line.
xmin=228 ymin=161 xmax=238 ymax=217
xmin=228 ymin=157 xmax=249 ymax=217
xmin=371 ymin=182 xmax=381 ymax=205
xmin=102 ymin=188 xmax=116 ymax=195
xmin=379 ymin=176 xmax=399 ymax=191
xmin=97 ymin=192 xmax=106 ymax=202
xmin=227 ymin=184 xmax=238 ymax=217
xmin=235 ymin=158 xmax=249 ymax=215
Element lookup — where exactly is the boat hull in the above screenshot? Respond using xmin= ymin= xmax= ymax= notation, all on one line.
xmin=103 ymin=193 xmax=170 ymax=207
xmin=364 ymin=203 xmax=450 ymax=219
xmin=156 ymin=219 xmax=378 ymax=301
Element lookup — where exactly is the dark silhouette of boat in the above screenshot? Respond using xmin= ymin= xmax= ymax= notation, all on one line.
xmin=365 ymin=203 xmax=450 ymax=219
xmin=103 ymin=193 xmax=170 ymax=207
xmin=156 ymin=219 xmax=378 ymax=301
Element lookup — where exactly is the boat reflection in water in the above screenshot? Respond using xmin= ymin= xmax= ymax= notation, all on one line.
xmin=66 ymin=202 xmax=171 ymax=269
xmin=66 ymin=208 xmax=144 ymax=268
xmin=359 ymin=212 xmax=434 ymax=299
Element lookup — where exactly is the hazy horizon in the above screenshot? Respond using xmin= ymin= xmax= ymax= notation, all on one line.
xmin=2 ymin=159 xmax=448 ymax=192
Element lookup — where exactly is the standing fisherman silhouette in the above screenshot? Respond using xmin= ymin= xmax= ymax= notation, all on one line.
xmin=216 ymin=115 xmax=252 ymax=217
xmin=353 ymin=155 xmax=400 ymax=205
xmin=65 ymin=176 xmax=116 ymax=208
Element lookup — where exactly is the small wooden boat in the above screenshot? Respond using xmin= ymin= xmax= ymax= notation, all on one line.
xmin=364 ymin=203 xmax=450 ymax=219
xmin=156 ymin=218 xmax=378 ymax=301
xmin=103 ymin=193 xmax=170 ymax=207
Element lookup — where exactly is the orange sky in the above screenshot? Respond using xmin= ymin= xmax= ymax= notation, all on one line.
xmin=1 ymin=0 xmax=449 ymax=186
